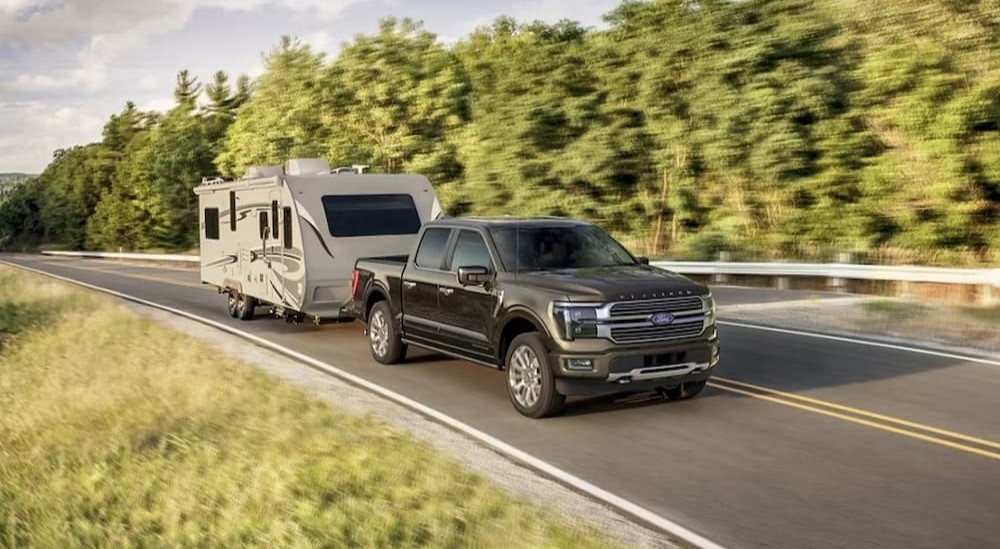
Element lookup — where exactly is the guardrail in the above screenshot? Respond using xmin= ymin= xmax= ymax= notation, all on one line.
xmin=40 ymin=251 xmax=998 ymax=302
xmin=651 ymin=261 xmax=1000 ymax=286
xmin=42 ymin=250 xmax=200 ymax=263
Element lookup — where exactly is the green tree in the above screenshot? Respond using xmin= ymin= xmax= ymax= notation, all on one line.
xmin=215 ymin=37 xmax=326 ymax=176
xmin=321 ymin=18 xmax=467 ymax=179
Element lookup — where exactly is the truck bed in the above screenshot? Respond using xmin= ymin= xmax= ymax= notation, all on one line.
xmin=358 ymin=255 xmax=408 ymax=266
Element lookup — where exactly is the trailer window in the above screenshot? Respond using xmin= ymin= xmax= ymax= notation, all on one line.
xmin=282 ymin=207 xmax=293 ymax=248
xmin=229 ymin=191 xmax=237 ymax=231
xmin=259 ymin=211 xmax=268 ymax=239
xmin=271 ymin=200 xmax=279 ymax=239
xmin=321 ymin=194 xmax=421 ymax=237
xmin=204 ymin=208 xmax=219 ymax=240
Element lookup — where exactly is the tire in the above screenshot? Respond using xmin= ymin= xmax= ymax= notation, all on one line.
xmin=226 ymin=292 xmax=239 ymax=318
xmin=661 ymin=380 xmax=707 ymax=401
xmin=236 ymin=293 xmax=256 ymax=321
xmin=505 ymin=333 xmax=565 ymax=418
xmin=367 ymin=301 xmax=405 ymax=364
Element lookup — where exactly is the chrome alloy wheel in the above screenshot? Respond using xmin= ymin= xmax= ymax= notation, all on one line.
xmin=509 ymin=344 xmax=543 ymax=408
xmin=369 ymin=309 xmax=389 ymax=358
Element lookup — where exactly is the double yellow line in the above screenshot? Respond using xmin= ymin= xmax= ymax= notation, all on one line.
xmin=709 ymin=376 xmax=1000 ymax=461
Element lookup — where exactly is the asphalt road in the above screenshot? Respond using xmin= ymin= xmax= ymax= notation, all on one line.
xmin=4 ymin=255 xmax=999 ymax=549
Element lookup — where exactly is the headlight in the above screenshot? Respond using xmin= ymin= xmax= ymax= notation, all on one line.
xmin=552 ymin=302 xmax=600 ymax=341
xmin=704 ymin=292 xmax=716 ymax=322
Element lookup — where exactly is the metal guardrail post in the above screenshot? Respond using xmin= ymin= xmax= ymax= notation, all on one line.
xmin=714 ymin=251 xmax=731 ymax=284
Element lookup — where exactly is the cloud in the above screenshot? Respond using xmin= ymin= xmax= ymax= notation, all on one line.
xmin=1 ymin=0 xmax=365 ymax=92
xmin=0 ymin=100 xmax=103 ymax=172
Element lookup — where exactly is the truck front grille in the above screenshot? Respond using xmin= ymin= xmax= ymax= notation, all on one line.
xmin=609 ymin=321 xmax=705 ymax=344
xmin=609 ymin=296 xmax=704 ymax=318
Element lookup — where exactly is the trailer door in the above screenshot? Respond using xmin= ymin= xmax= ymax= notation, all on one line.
xmin=268 ymin=190 xmax=286 ymax=307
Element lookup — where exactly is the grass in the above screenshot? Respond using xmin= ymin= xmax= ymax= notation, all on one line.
xmin=0 ymin=267 xmax=611 ymax=548
xmin=860 ymin=299 xmax=930 ymax=319
xmin=858 ymin=298 xmax=1000 ymax=349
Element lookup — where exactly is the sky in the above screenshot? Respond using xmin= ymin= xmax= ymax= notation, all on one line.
xmin=0 ymin=0 xmax=622 ymax=174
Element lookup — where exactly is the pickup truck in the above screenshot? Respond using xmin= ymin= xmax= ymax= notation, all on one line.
xmin=351 ymin=217 xmax=720 ymax=418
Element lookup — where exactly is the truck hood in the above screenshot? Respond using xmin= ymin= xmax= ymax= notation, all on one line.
xmin=513 ymin=265 xmax=705 ymax=302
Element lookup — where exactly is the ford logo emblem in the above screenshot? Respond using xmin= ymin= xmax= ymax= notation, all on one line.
xmin=650 ymin=312 xmax=674 ymax=326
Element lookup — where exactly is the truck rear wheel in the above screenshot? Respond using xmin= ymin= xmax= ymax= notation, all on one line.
xmin=226 ymin=292 xmax=239 ymax=318
xmin=236 ymin=293 xmax=256 ymax=321
xmin=505 ymin=333 xmax=565 ymax=418
xmin=368 ymin=301 xmax=405 ymax=364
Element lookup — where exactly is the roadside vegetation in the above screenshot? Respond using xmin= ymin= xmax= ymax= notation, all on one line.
xmin=0 ymin=0 xmax=997 ymax=265
xmin=0 ymin=267 xmax=610 ymax=548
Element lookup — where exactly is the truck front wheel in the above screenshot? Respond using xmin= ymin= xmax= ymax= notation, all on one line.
xmin=368 ymin=301 xmax=405 ymax=364
xmin=505 ymin=333 xmax=565 ymax=418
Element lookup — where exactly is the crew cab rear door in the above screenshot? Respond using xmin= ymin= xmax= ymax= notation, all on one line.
xmin=400 ymin=227 xmax=453 ymax=345
xmin=436 ymin=229 xmax=499 ymax=362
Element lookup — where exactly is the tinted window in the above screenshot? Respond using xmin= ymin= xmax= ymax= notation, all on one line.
xmin=321 ymin=194 xmax=421 ymax=237
xmin=490 ymin=225 xmax=636 ymax=271
xmin=449 ymin=230 xmax=493 ymax=271
xmin=259 ymin=211 xmax=268 ymax=239
xmin=229 ymin=192 xmax=237 ymax=231
xmin=414 ymin=228 xmax=451 ymax=269
xmin=283 ymin=206 xmax=293 ymax=248
xmin=271 ymin=200 xmax=279 ymax=239
xmin=204 ymin=208 xmax=219 ymax=240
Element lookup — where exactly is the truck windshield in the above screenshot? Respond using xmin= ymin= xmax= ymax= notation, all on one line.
xmin=489 ymin=225 xmax=637 ymax=272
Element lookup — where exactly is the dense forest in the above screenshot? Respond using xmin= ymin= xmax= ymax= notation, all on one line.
xmin=1 ymin=0 xmax=998 ymax=264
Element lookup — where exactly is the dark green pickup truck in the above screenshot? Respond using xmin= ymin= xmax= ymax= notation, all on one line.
xmin=352 ymin=217 xmax=720 ymax=418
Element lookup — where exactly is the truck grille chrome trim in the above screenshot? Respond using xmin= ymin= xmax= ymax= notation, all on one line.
xmin=609 ymin=296 xmax=704 ymax=318
xmin=606 ymin=361 xmax=710 ymax=382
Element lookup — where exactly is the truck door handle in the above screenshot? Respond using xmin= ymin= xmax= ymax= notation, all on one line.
xmin=438 ymin=287 xmax=454 ymax=296
xmin=402 ymin=281 xmax=416 ymax=290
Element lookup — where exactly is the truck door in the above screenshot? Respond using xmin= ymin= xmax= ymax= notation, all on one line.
xmin=401 ymin=227 xmax=453 ymax=346
xmin=437 ymin=229 xmax=498 ymax=362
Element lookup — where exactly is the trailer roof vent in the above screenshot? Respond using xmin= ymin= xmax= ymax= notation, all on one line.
xmin=243 ymin=165 xmax=284 ymax=179
xmin=286 ymin=158 xmax=331 ymax=176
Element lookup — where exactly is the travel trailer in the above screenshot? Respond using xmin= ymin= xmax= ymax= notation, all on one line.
xmin=194 ymin=158 xmax=441 ymax=322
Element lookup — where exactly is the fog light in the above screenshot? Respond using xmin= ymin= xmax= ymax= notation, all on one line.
xmin=565 ymin=358 xmax=594 ymax=372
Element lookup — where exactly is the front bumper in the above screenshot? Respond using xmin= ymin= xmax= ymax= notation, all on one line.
xmin=549 ymin=334 xmax=720 ymax=396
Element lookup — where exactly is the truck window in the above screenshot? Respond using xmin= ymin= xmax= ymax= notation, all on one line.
xmin=204 ymin=208 xmax=220 ymax=240
xmin=321 ymin=194 xmax=421 ymax=237
xmin=282 ymin=207 xmax=293 ymax=248
xmin=259 ymin=211 xmax=268 ymax=239
xmin=229 ymin=192 xmax=237 ymax=231
xmin=414 ymin=228 xmax=451 ymax=269
xmin=448 ymin=230 xmax=493 ymax=271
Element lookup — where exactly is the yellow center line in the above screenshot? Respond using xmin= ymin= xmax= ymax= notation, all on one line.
xmin=707 ymin=381 xmax=1000 ymax=461
xmin=713 ymin=376 xmax=1000 ymax=450
xmin=30 ymin=259 xmax=208 ymax=290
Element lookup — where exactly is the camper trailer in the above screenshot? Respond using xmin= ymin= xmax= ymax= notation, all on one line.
xmin=194 ymin=158 xmax=441 ymax=322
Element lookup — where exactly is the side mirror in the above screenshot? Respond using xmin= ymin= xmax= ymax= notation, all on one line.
xmin=637 ymin=256 xmax=650 ymax=265
xmin=457 ymin=265 xmax=492 ymax=287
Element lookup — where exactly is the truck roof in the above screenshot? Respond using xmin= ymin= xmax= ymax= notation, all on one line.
xmin=432 ymin=216 xmax=592 ymax=229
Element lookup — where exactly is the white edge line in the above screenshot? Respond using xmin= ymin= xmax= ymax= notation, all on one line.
xmin=0 ymin=260 xmax=726 ymax=549
xmin=718 ymin=320 xmax=1000 ymax=367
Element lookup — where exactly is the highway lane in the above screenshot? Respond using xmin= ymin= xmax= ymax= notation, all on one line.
xmin=5 ymin=255 xmax=999 ymax=549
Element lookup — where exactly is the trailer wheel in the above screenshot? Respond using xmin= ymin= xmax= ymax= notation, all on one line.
xmin=236 ymin=293 xmax=256 ymax=321
xmin=226 ymin=292 xmax=239 ymax=318
xmin=368 ymin=301 xmax=405 ymax=364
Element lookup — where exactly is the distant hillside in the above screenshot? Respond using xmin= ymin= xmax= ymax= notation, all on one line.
xmin=0 ymin=173 xmax=35 ymax=200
